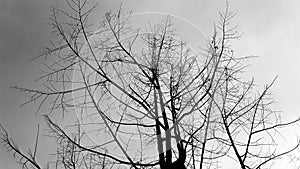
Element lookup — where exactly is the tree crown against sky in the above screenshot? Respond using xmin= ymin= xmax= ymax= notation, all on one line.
xmin=1 ymin=0 xmax=300 ymax=169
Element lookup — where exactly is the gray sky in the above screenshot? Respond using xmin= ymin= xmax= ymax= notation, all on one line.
xmin=0 ymin=0 xmax=300 ymax=168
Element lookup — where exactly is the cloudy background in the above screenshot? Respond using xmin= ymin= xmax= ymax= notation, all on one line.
xmin=0 ymin=0 xmax=299 ymax=168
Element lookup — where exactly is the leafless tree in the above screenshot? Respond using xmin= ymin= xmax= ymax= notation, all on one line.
xmin=1 ymin=1 xmax=300 ymax=169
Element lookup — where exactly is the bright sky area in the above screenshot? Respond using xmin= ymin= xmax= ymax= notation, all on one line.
xmin=0 ymin=0 xmax=300 ymax=168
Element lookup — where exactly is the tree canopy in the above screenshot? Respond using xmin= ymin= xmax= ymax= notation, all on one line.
xmin=1 ymin=1 xmax=300 ymax=169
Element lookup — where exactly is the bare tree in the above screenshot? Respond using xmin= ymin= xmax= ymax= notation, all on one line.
xmin=1 ymin=1 xmax=299 ymax=169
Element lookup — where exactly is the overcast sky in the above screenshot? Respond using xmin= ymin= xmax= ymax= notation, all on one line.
xmin=0 ymin=0 xmax=300 ymax=168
